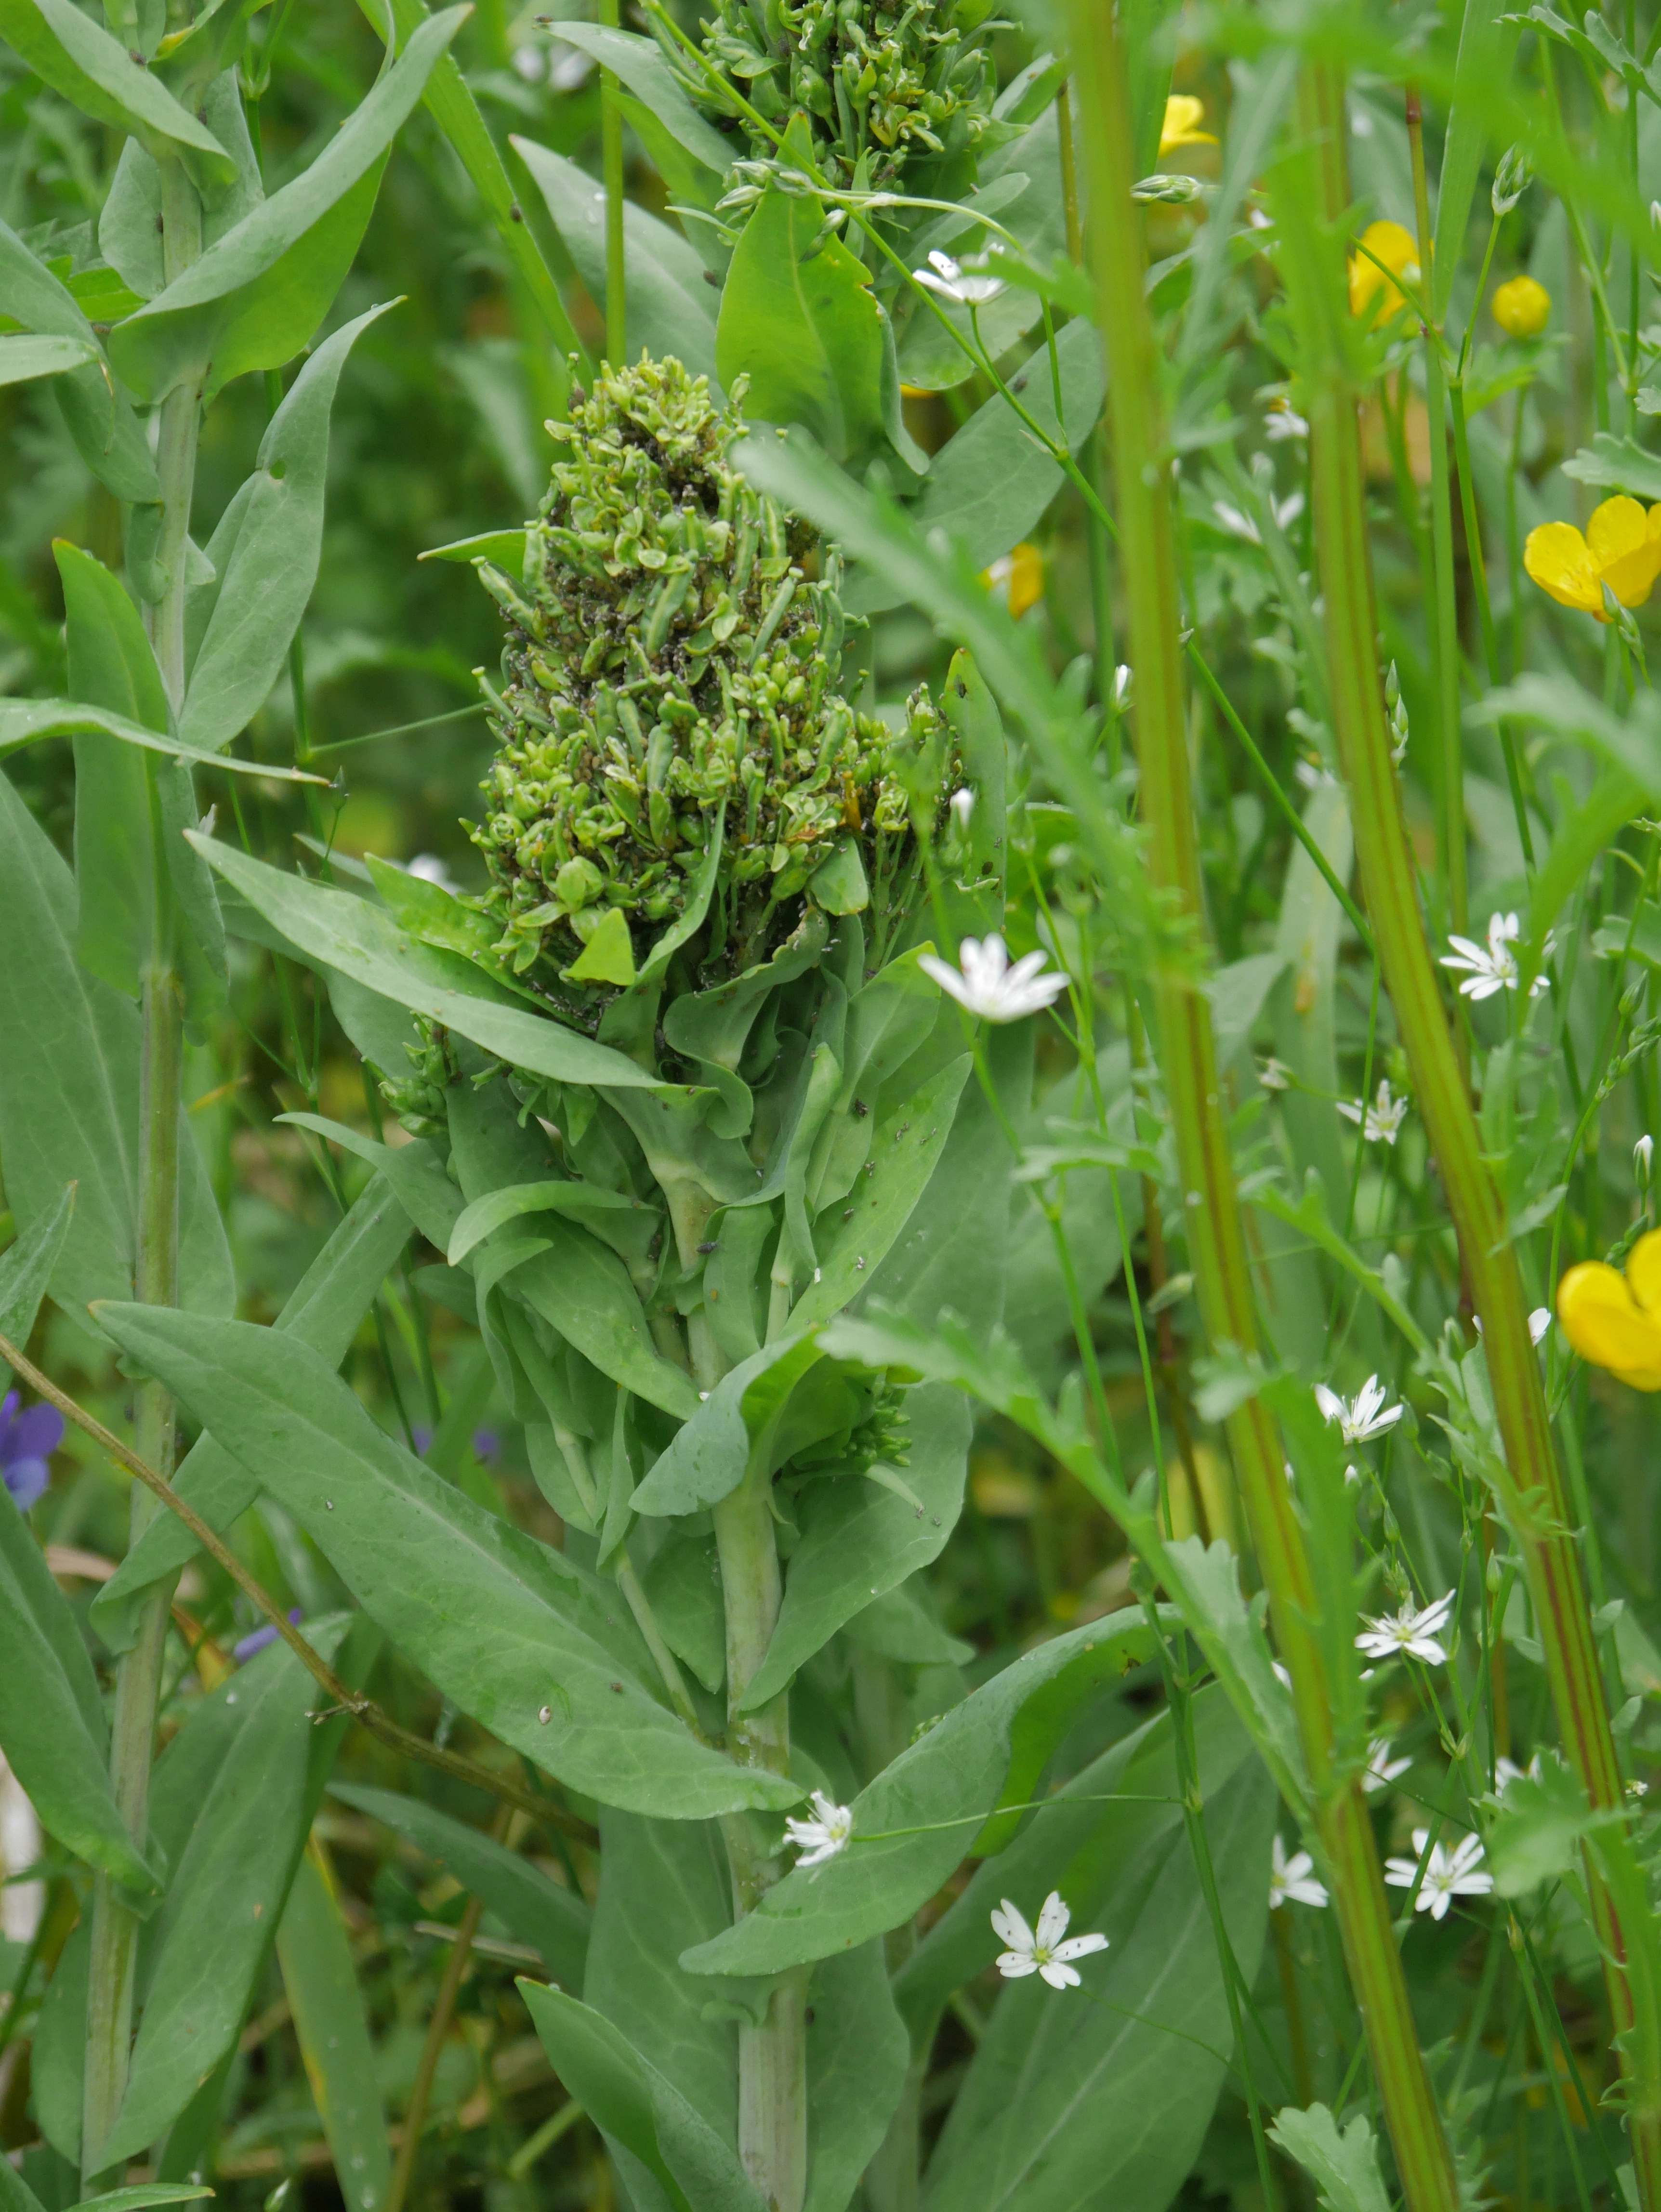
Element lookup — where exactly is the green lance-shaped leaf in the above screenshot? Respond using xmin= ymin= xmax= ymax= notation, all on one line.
xmin=518 ymin=1980 xmax=768 ymax=2212
xmin=0 ymin=698 xmax=321 ymax=780
xmin=0 ymin=218 xmax=161 ymax=515
xmin=277 ymin=1847 xmax=393 ymax=2212
xmin=0 ymin=0 xmax=233 ymax=186
xmin=56 ymin=542 xmax=226 ymax=1016
xmin=92 ymin=1170 xmax=413 ymax=1651
xmin=0 ymin=772 xmax=232 ymax=1327
xmin=179 ymin=302 xmax=396 ymax=754
xmin=920 ymin=1727 xmax=1274 ymax=2212
xmin=189 ymin=838 xmax=684 ymax=1096
xmin=0 ymin=332 xmax=98 ymax=385
xmin=737 ymin=1384 xmax=970 ymax=1709
xmin=511 ymin=137 xmax=720 ymax=387
xmin=95 ymin=1623 xmax=354 ymax=2169
xmin=631 ymin=1332 xmax=832 ymax=1515
xmin=545 ymin=22 xmax=732 ymax=172
xmin=107 ymin=9 xmax=465 ymax=404
xmin=1269 ymin=2106 xmax=1395 ymax=2212
xmin=0 ymin=1472 xmax=161 ymax=1892
xmin=30 ymin=1914 xmax=91 ymax=2160
xmin=329 ymin=1782 xmax=590 ymax=1989
xmin=448 ymin=1179 xmax=662 ymax=1271
xmin=93 ymin=1304 xmax=798 ymax=1819
xmin=714 ymin=115 xmax=885 ymax=461
xmin=680 ymin=1614 xmax=1158 ymax=1978
xmin=71 ymin=2192 xmax=214 ymax=2212
xmin=0 ymin=1182 xmax=74 ymax=1379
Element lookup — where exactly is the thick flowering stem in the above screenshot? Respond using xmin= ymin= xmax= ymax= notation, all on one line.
xmin=80 ymin=150 xmax=199 ymax=2187
xmin=1068 ymin=17 xmax=1461 ymax=2212
xmin=1287 ymin=60 xmax=1661 ymax=2210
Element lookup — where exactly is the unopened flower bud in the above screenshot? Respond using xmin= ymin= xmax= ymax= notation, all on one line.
xmin=1492 ymin=273 xmax=1550 ymax=339
xmin=1491 ymin=146 xmax=1533 ymax=216
xmin=1637 ymin=1133 xmax=1655 ymax=1185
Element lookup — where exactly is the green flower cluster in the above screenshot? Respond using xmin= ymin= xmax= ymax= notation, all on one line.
xmin=672 ymin=0 xmax=999 ymax=190
xmin=468 ymin=356 xmax=932 ymax=994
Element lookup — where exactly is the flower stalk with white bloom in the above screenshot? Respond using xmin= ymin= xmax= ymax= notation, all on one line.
xmin=1362 ymin=1738 xmax=1412 ymax=1794
xmin=990 ymin=1893 xmax=1108 ymax=1988
xmin=1338 ymin=1080 xmax=1410 ymax=1144
xmin=1285 ymin=58 xmax=1655 ymax=2204
xmin=1440 ymin=911 xmax=1551 ymax=1001
xmin=783 ymin=1791 xmax=852 ymax=1868
xmin=912 ymin=249 xmax=1006 ymax=306
xmin=1356 ymin=1592 xmax=1455 ymax=1666
xmin=1316 ymin=1375 xmax=1405 ymax=1445
xmin=919 ymin=935 xmax=1068 ymax=1024
xmin=1069 ymin=20 xmax=1463 ymax=2212
xmin=1384 ymin=1830 xmax=1493 ymax=1920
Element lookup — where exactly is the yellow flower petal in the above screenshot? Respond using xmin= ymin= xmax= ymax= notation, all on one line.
xmin=1524 ymin=521 xmax=1602 ymax=612
xmin=1348 ymin=221 xmax=1421 ymax=320
xmin=1599 ymin=538 xmax=1661 ymax=608
xmin=1160 ymin=95 xmax=1216 ymax=154
xmin=1586 ymin=495 xmax=1649 ymax=567
xmin=983 ymin=541 xmax=1044 ymax=619
xmin=1625 ymin=1227 xmax=1661 ymax=1315
xmin=1557 ymin=1261 xmax=1661 ymax=1378
xmin=1492 ymin=273 xmax=1550 ymax=338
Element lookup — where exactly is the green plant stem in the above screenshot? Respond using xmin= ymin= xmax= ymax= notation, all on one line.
xmin=385 ymin=1888 xmax=486 ymax=2212
xmin=1406 ymin=89 xmax=1466 ymax=940
xmin=1067 ymin=23 xmax=1463 ymax=2212
xmin=1447 ymin=380 xmax=1535 ymax=868
xmin=1288 ymin=61 xmax=1661 ymax=2212
xmin=599 ymin=0 xmax=627 ymax=369
xmin=81 ymin=145 xmax=204 ymax=2190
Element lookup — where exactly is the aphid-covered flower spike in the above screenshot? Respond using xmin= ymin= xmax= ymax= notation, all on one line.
xmin=468 ymin=357 xmax=934 ymax=995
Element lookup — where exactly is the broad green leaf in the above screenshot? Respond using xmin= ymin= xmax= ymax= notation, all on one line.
xmin=1560 ymin=431 xmax=1661 ymax=502
xmin=0 ymin=1181 xmax=74 ymax=1376
xmin=1486 ymin=1752 xmax=1623 ymax=1894
xmin=0 ymin=1481 xmax=159 ymax=1893
xmin=0 ymin=2147 xmax=45 ymax=2212
xmin=681 ymin=1614 xmax=1157 ymax=1977
xmin=73 ymin=2191 xmax=214 ymax=2212
xmin=0 ymin=698 xmax=322 ymax=779
xmin=0 ymin=772 xmax=232 ymax=1327
xmin=179 ymin=303 xmax=396 ymax=754
xmin=280 ymin=1116 xmax=463 ymax=1250
xmin=97 ymin=1626 xmax=353 ymax=2168
xmin=92 ymin=1171 xmax=413 ymax=1650
xmin=330 ymin=1782 xmax=590 ymax=1989
xmin=30 ymin=1914 xmax=91 ymax=2161
xmin=789 ymin=1055 xmax=972 ymax=1327
xmin=1269 ymin=2106 xmax=1393 ymax=2212
xmin=448 ymin=1179 xmax=662 ymax=1270
xmin=518 ymin=1980 xmax=768 ymax=2212
xmin=191 ymin=838 xmax=677 ymax=1093
xmin=714 ymin=116 xmax=883 ymax=461
xmin=851 ymin=319 xmax=1102 ymax=615
xmin=920 ymin=1725 xmax=1273 ymax=2212
xmin=739 ymin=1385 xmax=970 ymax=1708
xmin=93 ymin=1305 xmax=796 ymax=1818
xmin=845 ymin=1577 xmax=973 ymax=1667
xmin=0 ymin=331 xmax=96 ymax=384
xmin=632 ymin=1334 xmax=831 ymax=1515
xmin=277 ymin=1847 xmax=392 ymax=2212
xmin=638 ymin=1530 xmax=725 ymax=1691
xmin=582 ymin=1810 xmax=738 ymax=2148
xmin=546 ymin=22 xmax=732 ymax=172
xmin=512 ymin=137 xmax=719 ymax=387
xmin=804 ymin=1944 xmax=910 ymax=2212
xmin=108 ymin=11 xmax=465 ymax=404
xmin=0 ymin=0 xmax=233 ymax=184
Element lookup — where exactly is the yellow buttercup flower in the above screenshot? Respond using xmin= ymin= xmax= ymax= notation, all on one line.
xmin=984 ymin=541 xmax=1043 ymax=618
xmin=1557 ymin=1231 xmax=1661 ymax=1389
xmin=1348 ymin=220 xmax=1421 ymax=321
xmin=1525 ymin=496 xmax=1661 ymax=619
xmin=1160 ymin=95 xmax=1216 ymax=156
xmin=1492 ymin=273 xmax=1550 ymax=339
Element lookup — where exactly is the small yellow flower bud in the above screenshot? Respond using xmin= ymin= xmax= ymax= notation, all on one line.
xmin=1348 ymin=221 xmax=1421 ymax=322
xmin=1491 ymin=273 xmax=1550 ymax=338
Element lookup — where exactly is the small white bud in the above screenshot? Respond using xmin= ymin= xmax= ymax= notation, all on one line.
xmin=1637 ymin=1133 xmax=1655 ymax=1184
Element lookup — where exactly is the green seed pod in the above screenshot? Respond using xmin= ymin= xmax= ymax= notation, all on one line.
xmin=467 ymin=356 xmax=940 ymax=1001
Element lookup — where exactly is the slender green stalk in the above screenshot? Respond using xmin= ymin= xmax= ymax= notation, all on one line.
xmin=1067 ymin=22 xmax=1462 ymax=2212
xmin=1447 ymin=380 xmax=1535 ymax=867
xmin=1406 ymin=90 xmax=1466 ymax=940
xmin=385 ymin=1889 xmax=486 ymax=2212
xmin=599 ymin=0 xmax=627 ymax=369
xmin=1285 ymin=62 xmax=1661 ymax=2212
xmin=80 ymin=145 xmax=204 ymax=2188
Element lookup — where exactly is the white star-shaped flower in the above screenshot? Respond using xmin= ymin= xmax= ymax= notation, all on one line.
xmin=1361 ymin=1736 xmax=1412 ymax=1794
xmin=1338 ymin=1079 xmax=1410 ymax=1145
xmin=1269 ymin=1833 xmax=1329 ymax=1909
xmin=912 ymin=249 xmax=1006 ymax=306
xmin=1441 ymin=911 xmax=1551 ymax=1001
xmin=1384 ymin=1829 xmax=1492 ymax=1919
xmin=783 ymin=1790 xmax=853 ymax=1869
xmin=1356 ymin=1591 xmax=1455 ymax=1666
xmin=919 ymin=935 xmax=1067 ymax=1024
xmin=990 ymin=1892 xmax=1108 ymax=1989
xmin=1265 ymin=397 xmax=1310 ymax=441
xmin=1314 ymin=1374 xmax=1403 ymax=1445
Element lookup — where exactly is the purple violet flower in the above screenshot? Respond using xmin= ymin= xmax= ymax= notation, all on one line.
xmin=232 ymin=1608 xmax=303 ymax=1665
xmin=0 ymin=1390 xmax=63 ymax=1512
